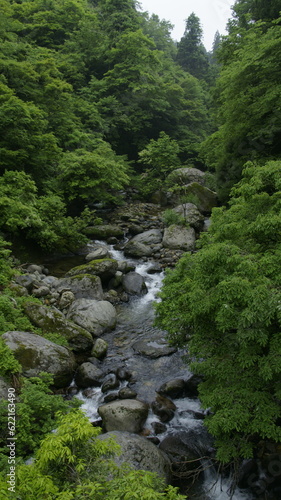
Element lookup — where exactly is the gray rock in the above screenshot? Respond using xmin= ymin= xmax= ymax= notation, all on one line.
xmin=162 ymin=225 xmax=196 ymax=251
xmin=181 ymin=183 xmax=217 ymax=214
xmin=98 ymin=399 xmax=149 ymax=433
xmin=23 ymin=302 xmax=93 ymax=353
xmin=26 ymin=264 xmax=44 ymax=274
xmin=158 ymin=379 xmax=186 ymax=398
xmin=2 ymin=331 xmax=76 ymax=387
xmin=132 ymin=339 xmax=177 ymax=358
xmin=167 ymin=167 xmax=205 ymax=186
xmin=132 ymin=229 xmax=163 ymax=245
xmin=98 ymin=431 xmax=171 ymax=482
xmin=173 ymin=203 xmax=204 ymax=231
xmin=123 ymin=240 xmax=153 ymax=258
xmin=32 ymin=286 xmax=50 ymax=298
xmin=67 ymin=299 xmax=117 ymax=336
xmin=58 ymin=291 xmax=75 ymax=309
xmin=56 ymin=275 xmax=103 ymax=300
xmin=75 ymin=362 xmax=103 ymax=388
xmin=122 ymin=272 xmax=148 ymax=295
xmin=117 ymin=261 xmax=136 ymax=273
xmin=85 ymin=247 xmax=110 ymax=261
xmin=91 ymin=338 xmax=108 ymax=359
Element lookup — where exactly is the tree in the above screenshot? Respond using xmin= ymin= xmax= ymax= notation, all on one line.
xmin=200 ymin=20 xmax=281 ymax=201
xmin=177 ymin=12 xmax=209 ymax=81
xmin=155 ymin=160 xmax=281 ymax=463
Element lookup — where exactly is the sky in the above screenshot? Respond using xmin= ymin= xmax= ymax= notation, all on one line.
xmin=138 ymin=0 xmax=234 ymax=51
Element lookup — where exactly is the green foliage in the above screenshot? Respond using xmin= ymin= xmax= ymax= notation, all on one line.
xmin=162 ymin=209 xmax=186 ymax=227
xmin=0 ymin=408 xmax=185 ymax=499
xmin=0 ymin=236 xmax=13 ymax=286
xmin=2 ymin=374 xmax=81 ymax=460
xmin=0 ymin=293 xmax=36 ymax=335
xmin=156 ymin=160 xmax=281 ymax=462
xmin=177 ymin=13 xmax=210 ymax=82
xmin=202 ymin=16 xmax=281 ymax=200
xmin=0 ymin=170 xmax=88 ymax=252
xmin=0 ymin=337 xmax=21 ymax=377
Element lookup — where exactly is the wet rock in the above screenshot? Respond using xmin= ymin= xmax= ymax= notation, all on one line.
xmin=23 ymin=302 xmax=93 ymax=353
xmin=152 ymin=422 xmax=167 ymax=435
xmin=65 ymin=259 xmax=118 ymax=285
xmin=117 ymin=261 xmax=136 ymax=273
xmin=14 ymin=274 xmax=36 ymax=292
xmin=118 ymin=387 xmax=137 ymax=399
xmin=158 ymin=375 xmax=202 ymax=398
xmin=2 ymin=331 xmax=76 ymax=388
xmin=116 ymin=367 xmax=132 ymax=381
xmin=151 ymin=394 xmax=177 ymax=423
xmin=56 ymin=275 xmax=103 ymax=300
xmin=82 ymin=387 xmax=100 ymax=398
xmin=132 ymin=339 xmax=177 ymax=358
xmin=101 ymin=373 xmax=119 ymax=393
xmin=97 ymin=431 xmax=172 ymax=483
xmin=85 ymin=247 xmax=110 ymax=261
xmin=98 ymin=399 xmax=149 ymax=433
xmin=26 ymin=264 xmax=45 ymax=274
xmin=91 ymin=338 xmax=108 ymax=359
xmin=104 ymin=393 xmax=119 ymax=403
xmin=159 ymin=427 xmax=214 ymax=474
xmin=122 ymin=272 xmax=148 ymax=295
xmin=75 ymin=362 xmax=103 ymax=388
xmin=67 ymin=298 xmax=117 ymax=336
xmin=147 ymin=262 xmax=162 ymax=274
xmin=162 ymin=225 xmax=196 ymax=251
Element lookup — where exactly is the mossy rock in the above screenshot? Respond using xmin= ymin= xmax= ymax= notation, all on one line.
xmin=23 ymin=302 xmax=93 ymax=353
xmin=84 ymin=225 xmax=124 ymax=240
xmin=2 ymin=331 xmax=76 ymax=388
xmin=56 ymin=274 xmax=103 ymax=300
xmin=65 ymin=259 xmax=118 ymax=284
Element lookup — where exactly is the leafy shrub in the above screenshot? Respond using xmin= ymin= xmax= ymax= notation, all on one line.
xmin=162 ymin=209 xmax=186 ymax=227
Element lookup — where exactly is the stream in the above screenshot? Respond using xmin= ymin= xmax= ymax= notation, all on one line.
xmin=69 ymin=241 xmax=254 ymax=500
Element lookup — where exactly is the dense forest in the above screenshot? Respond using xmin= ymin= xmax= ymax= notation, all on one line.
xmin=0 ymin=0 xmax=281 ymax=497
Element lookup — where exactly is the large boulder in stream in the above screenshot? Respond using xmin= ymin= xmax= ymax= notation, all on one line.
xmin=122 ymin=272 xmax=148 ymax=295
xmin=83 ymin=225 xmax=124 ymax=240
xmin=98 ymin=399 xmax=149 ymax=433
xmin=54 ymin=274 xmax=103 ymax=300
xmin=74 ymin=361 xmax=103 ymax=388
xmin=132 ymin=338 xmax=177 ymax=358
xmin=131 ymin=229 xmax=163 ymax=245
xmin=98 ymin=431 xmax=172 ymax=482
xmin=2 ymin=331 xmax=76 ymax=387
xmin=173 ymin=203 xmax=205 ymax=231
xmin=65 ymin=259 xmax=118 ymax=285
xmin=66 ymin=298 xmax=117 ymax=336
xmin=23 ymin=302 xmax=93 ymax=352
xmin=166 ymin=167 xmax=206 ymax=186
xmin=123 ymin=240 xmax=153 ymax=258
xmin=162 ymin=224 xmax=196 ymax=251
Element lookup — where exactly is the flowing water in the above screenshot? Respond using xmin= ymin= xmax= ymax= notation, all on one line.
xmin=72 ymin=241 xmax=254 ymax=500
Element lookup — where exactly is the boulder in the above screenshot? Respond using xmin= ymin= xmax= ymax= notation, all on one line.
xmin=65 ymin=259 xmax=118 ymax=284
xmin=91 ymin=338 xmax=108 ymax=359
xmin=74 ymin=362 xmax=103 ymax=388
xmin=67 ymin=299 xmax=117 ymax=336
xmin=98 ymin=399 xmax=149 ymax=433
xmin=167 ymin=167 xmax=205 ymax=186
xmin=2 ymin=331 xmax=76 ymax=387
xmin=98 ymin=431 xmax=171 ymax=482
xmin=181 ymin=183 xmax=217 ymax=214
xmin=158 ymin=375 xmax=202 ymax=398
xmin=101 ymin=373 xmax=119 ymax=393
xmin=173 ymin=203 xmax=204 ymax=231
xmin=162 ymin=225 xmax=196 ymax=251
xmin=23 ymin=302 xmax=93 ymax=353
xmin=85 ymin=247 xmax=110 ymax=261
xmin=122 ymin=272 xmax=148 ymax=295
xmin=132 ymin=339 xmax=177 ymax=358
xmin=123 ymin=240 xmax=153 ymax=258
xmin=58 ymin=291 xmax=75 ymax=309
xmin=118 ymin=387 xmax=137 ymax=399
xmin=132 ymin=229 xmax=163 ymax=245
xmin=55 ymin=274 xmax=103 ymax=300
xmin=83 ymin=225 xmax=124 ymax=240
